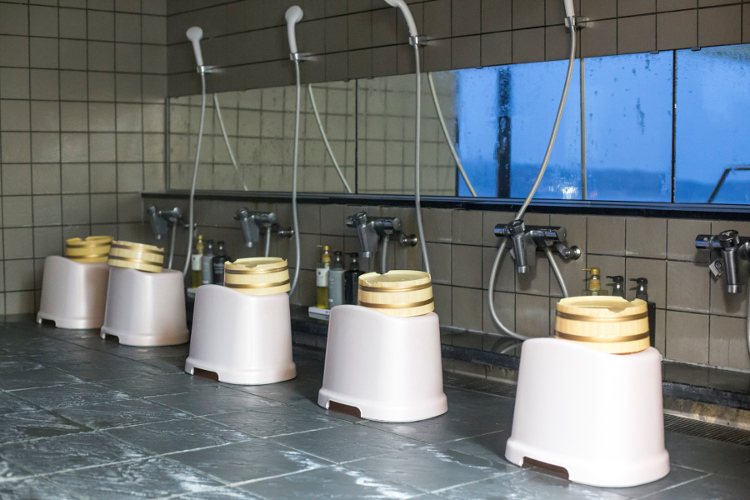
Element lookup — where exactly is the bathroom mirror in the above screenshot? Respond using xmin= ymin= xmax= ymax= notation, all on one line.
xmin=168 ymin=80 xmax=356 ymax=193
xmin=166 ymin=43 xmax=750 ymax=206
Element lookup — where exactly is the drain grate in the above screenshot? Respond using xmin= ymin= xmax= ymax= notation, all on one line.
xmin=664 ymin=414 xmax=750 ymax=447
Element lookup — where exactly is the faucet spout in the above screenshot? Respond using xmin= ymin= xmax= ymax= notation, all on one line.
xmin=495 ymin=219 xmax=580 ymax=273
xmin=235 ymin=208 xmax=276 ymax=249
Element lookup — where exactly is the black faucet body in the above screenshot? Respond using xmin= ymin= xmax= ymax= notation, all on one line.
xmin=494 ymin=219 xmax=581 ymax=273
xmin=696 ymin=230 xmax=750 ymax=293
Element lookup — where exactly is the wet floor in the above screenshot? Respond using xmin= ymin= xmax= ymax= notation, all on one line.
xmin=0 ymin=317 xmax=747 ymax=499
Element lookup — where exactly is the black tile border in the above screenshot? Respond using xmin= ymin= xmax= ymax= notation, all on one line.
xmin=143 ymin=190 xmax=750 ymax=221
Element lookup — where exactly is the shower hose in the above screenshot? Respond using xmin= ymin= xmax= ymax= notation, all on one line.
xmin=288 ymin=56 xmax=302 ymax=295
xmin=487 ymin=22 xmax=577 ymax=340
xmin=182 ymin=73 xmax=250 ymax=277
xmin=413 ymin=43 xmax=431 ymax=276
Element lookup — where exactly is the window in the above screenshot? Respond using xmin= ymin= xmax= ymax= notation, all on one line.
xmin=675 ymin=45 xmax=750 ymax=204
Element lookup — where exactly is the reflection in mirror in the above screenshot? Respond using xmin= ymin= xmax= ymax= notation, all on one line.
xmin=168 ymin=81 xmax=356 ymax=193
xmin=356 ymin=74 xmax=459 ymax=196
xmin=676 ymin=44 xmax=750 ymax=204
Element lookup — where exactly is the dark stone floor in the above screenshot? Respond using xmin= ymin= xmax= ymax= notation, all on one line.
xmin=0 ymin=317 xmax=746 ymax=499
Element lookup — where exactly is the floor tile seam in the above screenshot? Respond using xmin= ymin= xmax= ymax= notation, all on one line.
xmin=154 ymin=451 xmax=303 ymax=489
xmin=428 ymin=469 xmax=522 ymax=496
xmin=197 ymin=412 xmax=347 ymax=440
xmin=1 ymin=380 xmax=96 ymax=393
xmin=30 ymin=333 xmax=190 ymax=375
xmin=288 ymin=402 xmax=365 ymax=424
xmin=156 ymin=483 xmax=271 ymax=500
xmin=220 ymin=464 xmax=332 ymax=489
xmin=9 ymin=455 xmax=152 ymax=481
xmin=258 ymin=438 xmax=342 ymax=466
xmin=59 ymin=413 xmax=191 ymax=433
xmin=445 ymin=385 xmax=518 ymax=400
xmin=5 ymin=393 xmax=142 ymax=412
xmin=255 ymin=424 xmax=351 ymax=440
xmin=443 ymin=429 xmax=511 ymax=445
xmin=149 ymin=438 xmax=257 ymax=460
xmin=633 ymin=472 xmax=714 ymax=499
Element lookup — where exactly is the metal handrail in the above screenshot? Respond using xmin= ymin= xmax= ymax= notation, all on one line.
xmin=708 ymin=165 xmax=750 ymax=203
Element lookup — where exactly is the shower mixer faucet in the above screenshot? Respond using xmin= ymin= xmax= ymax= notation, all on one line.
xmin=147 ymin=206 xmax=182 ymax=240
xmin=234 ymin=208 xmax=293 ymax=257
xmin=696 ymin=230 xmax=750 ymax=293
xmin=494 ymin=220 xmax=581 ymax=273
xmin=346 ymin=212 xmax=418 ymax=273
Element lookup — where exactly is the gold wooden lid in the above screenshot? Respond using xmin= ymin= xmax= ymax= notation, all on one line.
xmin=358 ymin=270 xmax=434 ymax=317
xmin=107 ymin=240 xmax=164 ymax=273
xmin=224 ymin=257 xmax=290 ymax=295
xmin=555 ymin=296 xmax=650 ymax=354
xmin=65 ymin=236 xmax=113 ymax=263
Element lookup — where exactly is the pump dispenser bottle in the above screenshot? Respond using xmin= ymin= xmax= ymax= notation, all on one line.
xmin=316 ymin=245 xmax=331 ymax=309
xmin=191 ymin=235 xmax=204 ymax=288
xmin=212 ymin=241 xmax=229 ymax=285
xmin=201 ymin=240 xmax=214 ymax=285
xmin=328 ymin=251 xmax=345 ymax=308
xmin=632 ymin=277 xmax=657 ymax=347
xmin=345 ymin=252 xmax=365 ymax=305
xmin=583 ymin=268 xmax=608 ymax=296
xmin=608 ymin=275 xmax=625 ymax=298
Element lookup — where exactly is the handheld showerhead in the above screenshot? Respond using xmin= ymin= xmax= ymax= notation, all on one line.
xmin=384 ymin=0 xmax=418 ymax=38
xmin=186 ymin=26 xmax=204 ymax=67
xmin=563 ymin=0 xmax=576 ymax=19
xmin=285 ymin=6 xmax=303 ymax=54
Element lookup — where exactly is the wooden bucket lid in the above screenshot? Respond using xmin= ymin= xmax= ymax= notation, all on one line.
xmin=358 ymin=270 xmax=434 ymax=318
xmin=555 ymin=296 xmax=650 ymax=354
xmin=65 ymin=236 xmax=113 ymax=263
xmin=107 ymin=241 xmax=164 ymax=273
xmin=224 ymin=257 xmax=290 ymax=295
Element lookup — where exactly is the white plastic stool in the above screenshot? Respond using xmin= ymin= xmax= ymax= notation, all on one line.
xmin=37 ymin=256 xmax=110 ymax=329
xmin=101 ymin=267 xmax=189 ymax=346
xmin=185 ymin=285 xmax=296 ymax=385
xmin=505 ymin=338 xmax=669 ymax=488
xmin=318 ymin=305 xmax=447 ymax=422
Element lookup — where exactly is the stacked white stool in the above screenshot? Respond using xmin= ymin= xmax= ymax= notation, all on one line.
xmin=185 ymin=258 xmax=296 ymax=385
xmin=101 ymin=241 xmax=188 ymax=346
xmin=37 ymin=237 xmax=113 ymax=329
xmin=318 ymin=271 xmax=447 ymax=422
xmin=505 ymin=297 xmax=669 ymax=488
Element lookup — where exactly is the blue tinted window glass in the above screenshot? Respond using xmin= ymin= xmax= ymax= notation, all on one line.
xmin=508 ymin=60 xmax=582 ymax=200
xmin=584 ymin=52 xmax=673 ymax=202
xmin=455 ymin=67 xmax=501 ymax=197
xmin=675 ymin=45 xmax=750 ymax=204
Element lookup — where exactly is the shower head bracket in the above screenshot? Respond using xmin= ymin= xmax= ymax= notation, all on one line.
xmin=197 ymin=65 xmax=222 ymax=75
xmin=290 ymin=52 xmax=313 ymax=62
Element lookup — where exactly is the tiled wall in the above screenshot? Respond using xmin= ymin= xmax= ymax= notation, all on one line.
xmin=142 ymin=194 xmax=750 ymax=373
xmin=0 ymin=0 xmax=167 ymax=314
xmin=357 ymin=72 xmax=456 ymax=196
xmin=168 ymin=82 xmax=357 ymax=193
xmin=166 ymin=0 xmax=750 ymax=97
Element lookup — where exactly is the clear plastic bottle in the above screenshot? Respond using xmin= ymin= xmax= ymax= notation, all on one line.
xmin=191 ymin=235 xmax=204 ymax=289
xmin=316 ymin=245 xmax=331 ymax=309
